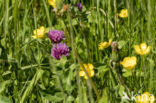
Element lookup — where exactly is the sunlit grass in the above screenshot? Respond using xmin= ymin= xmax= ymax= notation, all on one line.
xmin=0 ymin=0 xmax=155 ymax=103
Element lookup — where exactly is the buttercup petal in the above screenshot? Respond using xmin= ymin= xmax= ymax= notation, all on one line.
xmin=84 ymin=76 xmax=88 ymax=79
xmin=144 ymin=46 xmax=151 ymax=55
xmin=48 ymin=0 xmax=56 ymax=8
xmin=108 ymin=39 xmax=112 ymax=45
xmin=90 ymin=70 xmax=94 ymax=77
xmin=88 ymin=63 xmax=94 ymax=70
xmin=140 ymin=43 xmax=147 ymax=51
xmin=134 ymin=43 xmax=151 ymax=55
xmin=120 ymin=56 xmax=137 ymax=70
xmin=102 ymin=42 xmax=108 ymax=48
xmin=79 ymin=71 xmax=85 ymax=76
xmin=134 ymin=45 xmax=142 ymax=55
xmin=119 ymin=9 xmax=128 ymax=18
xmin=33 ymin=26 xmax=46 ymax=39
xmin=33 ymin=30 xmax=37 ymax=35
xmin=120 ymin=61 xmax=124 ymax=65
xmin=136 ymin=95 xmax=141 ymax=103
xmin=80 ymin=64 xmax=88 ymax=70
xmin=40 ymin=26 xmax=45 ymax=30
xmin=98 ymin=42 xmax=104 ymax=50
xmin=79 ymin=63 xmax=95 ymax=79
xmin=32 ymin=35 xmax=37 ymax=39
xmin=131 ymin=56 xmax=137 ymax=62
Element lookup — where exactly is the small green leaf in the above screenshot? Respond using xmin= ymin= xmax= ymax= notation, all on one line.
xmin=60 ymin=55 xmax=67 ymax=65
xmin=40 ymin=91 xmax=64 ymax=102
xmin=97 ymin=66 xmax=109 ymax=77
xmin=119 ymin=85 xmax=125 ymax=96
xmin=66 ymin=96 xmax=74 ymax=102
xmin=69 ymin=64 xmax=78 ymax=69
xmin=1 ymin=38 xmax=6 ymax=48
xmin=118 ymin=41 xmax=127 ymax=49
xmin=71 ymin=19 xmax=78 ymax=26
xmin=0 ymin=95 xmax=11 ymax=103
xmin=99 ymin=89 xmax=108 ymax=103
xmin=82 ymin=86 xmax=89 ymax=103
xmin=122 ymin=69 xmax=132 ymax=77
xmin=0 ymin=80 xmax=11 ymax=93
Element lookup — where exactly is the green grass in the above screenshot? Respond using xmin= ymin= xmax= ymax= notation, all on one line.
xmin=0 ymin=0 xmax=156 ymax=103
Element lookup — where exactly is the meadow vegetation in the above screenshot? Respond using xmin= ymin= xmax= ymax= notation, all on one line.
xmin=0 ymin=0 xmax=156 ymax=103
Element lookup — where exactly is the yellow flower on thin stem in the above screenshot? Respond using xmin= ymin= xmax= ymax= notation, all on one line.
xmin=32 ymin=26 xmax=46 ymax=39
xmin=98 ymin=39 xmax=112 ymax=50
xmin=136 ymin=92 xmax=155 ymax=103
xmin=48 ymin=0 xmax=56 ymax=8
xmin=134 ymin=43 xmax=151 ymax=55
xmin=119 ymin=9 xmax=128 ymax=18
xmin=79 ymin=63 xmax=94 ymax=79
xmin=120 ymin=56 xmax=137 ymax=70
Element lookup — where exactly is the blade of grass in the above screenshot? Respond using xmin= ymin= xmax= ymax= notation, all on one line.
xmin=20 ymin=69 xmax=44 ymax=103
xmin=42 ymin=0 xmax=52 ymax=27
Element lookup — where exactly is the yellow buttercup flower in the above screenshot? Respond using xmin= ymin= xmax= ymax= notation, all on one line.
xmin=136 ymin=92 xmax=155 ymax=103
xmin=119 ymin=9 xmax=128 ymax=18
xmin=79 ymin=63 xmax=94 ymax=79
xmin=134 ymin=43 xmax=151 ymax=55
xmin=120 ymin=56 xmax=137 ymax=70
xmin=32 ymin=26 xmax=46 ymax=39
xmin=48 ymin=0 xmax=56 ymax=8
xmin=98 ymin=39 xmax=112 ymax=50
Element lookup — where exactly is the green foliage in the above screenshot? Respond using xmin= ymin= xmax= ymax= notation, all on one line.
xmin=0 ymin=95 xmax=11 ymax=103
xmin=40 ymin=91 xmax=64 ymax=102
xmin=99 ymin=89 xmax=108 ymax=103
xmin=0 ymin=80 xmax=11 ymax=93
xmin=122 ymin=69 xmax=132 ymax=77
xmin=118 ymin=40 xmax=127 ymax=49
xmin=0 ymin=0 xmax=156 ymax=103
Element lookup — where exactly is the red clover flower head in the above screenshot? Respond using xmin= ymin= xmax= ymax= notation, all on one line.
xmin=48 ymin=30 xmax=65 ymax=43
xmin=51 ymin=43 xmax=69 ymax=60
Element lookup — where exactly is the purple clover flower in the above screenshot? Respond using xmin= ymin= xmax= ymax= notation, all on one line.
xmin=48 ymin=30 xmax=65 ymax=43
xmin=77 ymin=3 xmax=83 ymax=11
xmin=51 ymin=43 xmax=69 ymax=60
